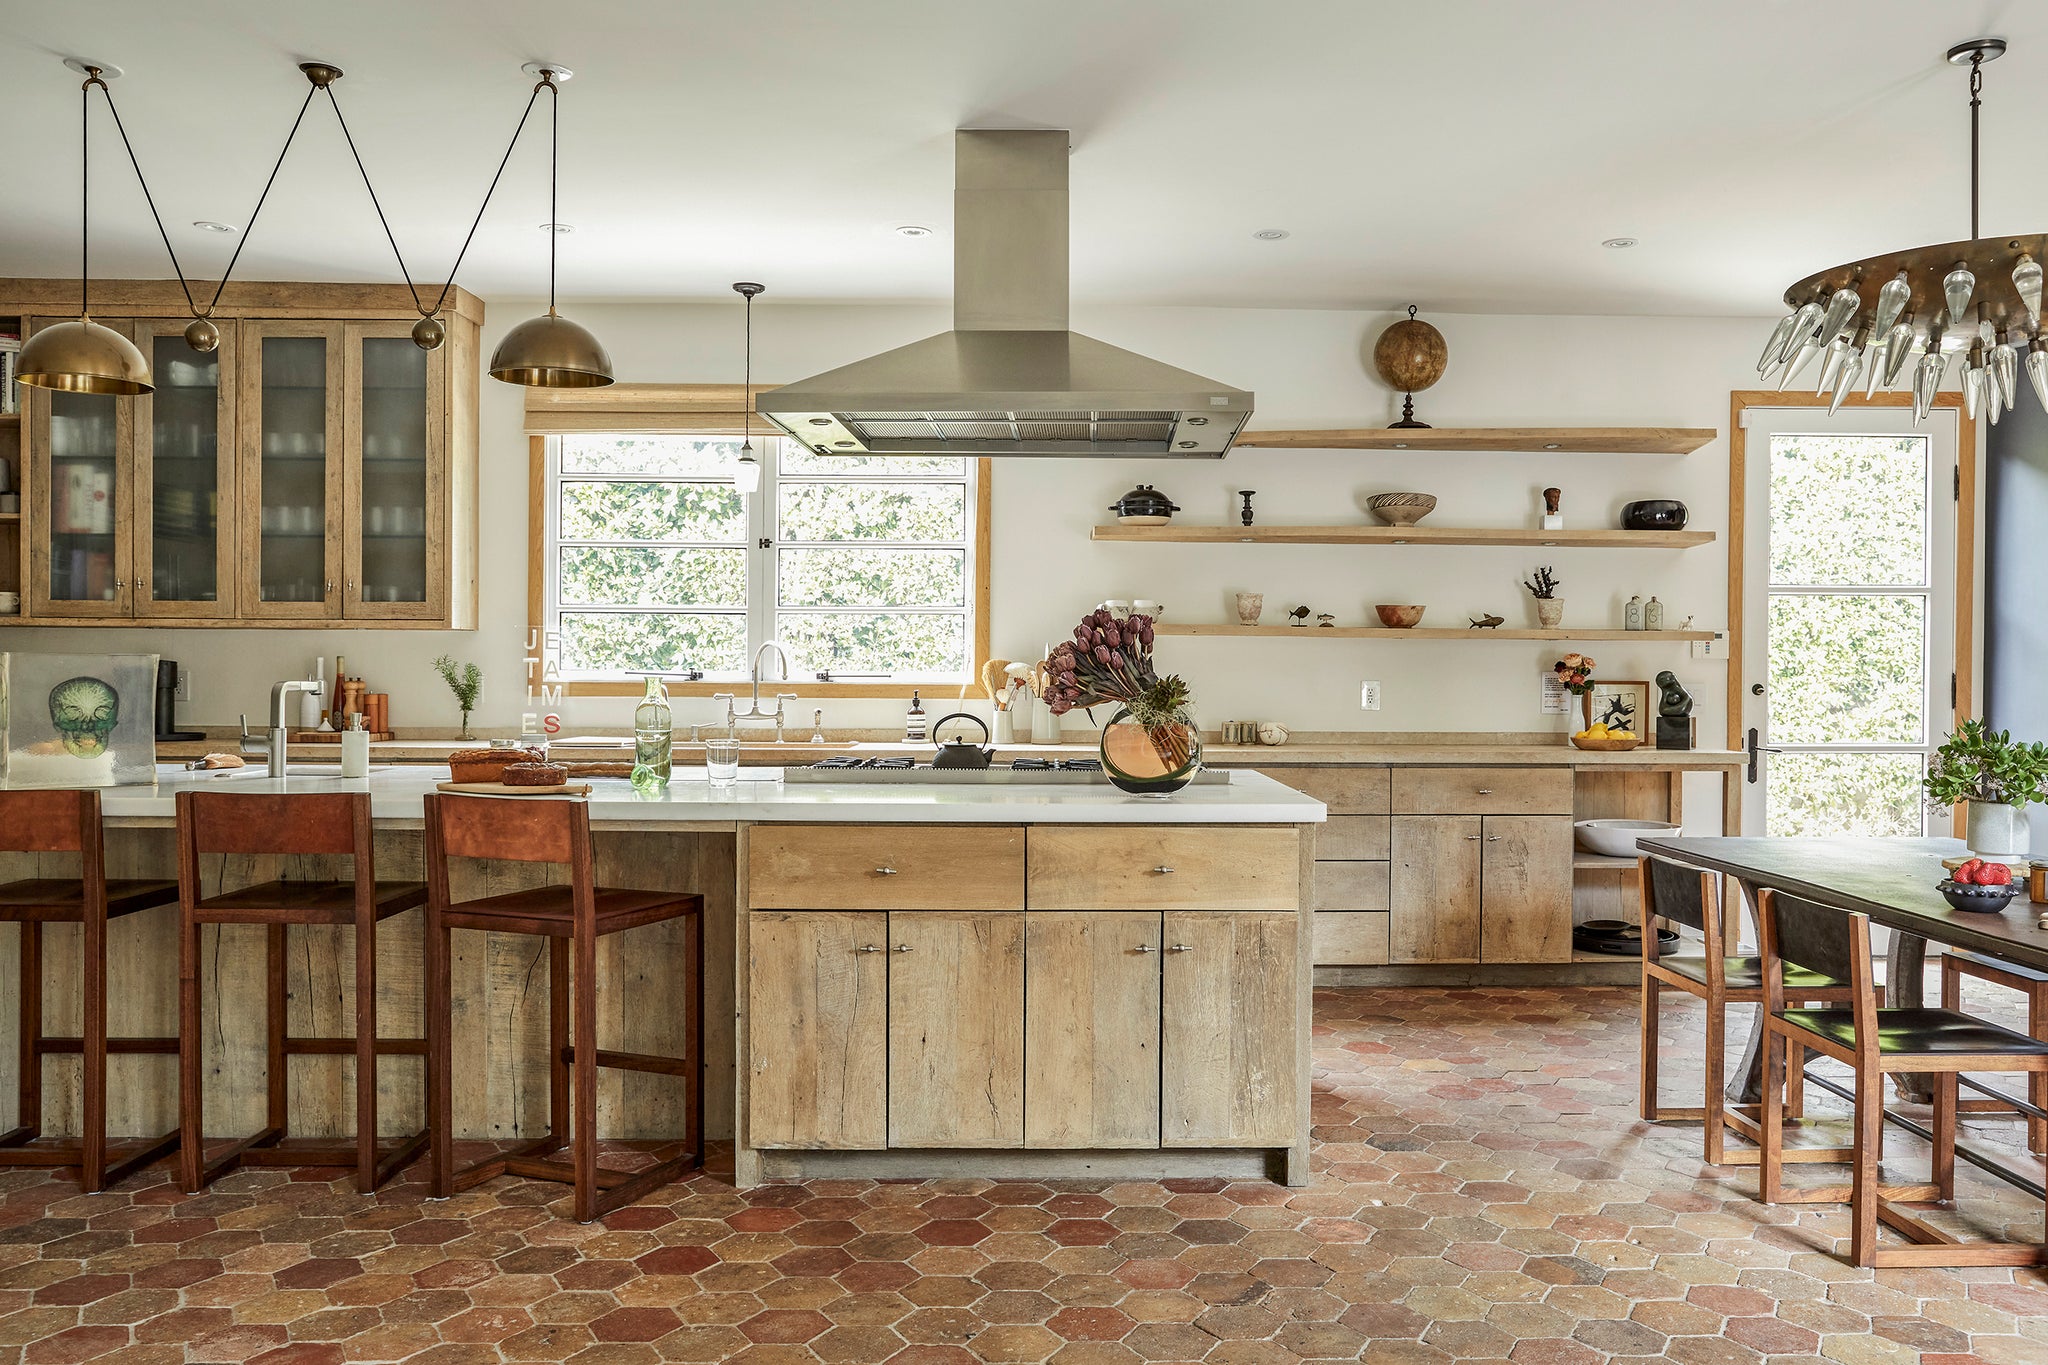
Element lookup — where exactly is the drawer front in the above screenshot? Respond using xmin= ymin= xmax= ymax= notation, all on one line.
xmin=1253 ymin=767 xmax=1388 ymax=814
xmin=1309 ymin=861 xmax=1389 ymax=914
xmin=1314 ymin=912 xmax=1390 ymax=966
xmin=749 ymin=825 xmax=1025 ymax=910
xmin=1028 ymin=827 xmax=1299 ymax=911
xmin=1392 ymin=767 xmax=1573 ymax=816
xmin=1316 ymin=815 xmax=1391 ymax=861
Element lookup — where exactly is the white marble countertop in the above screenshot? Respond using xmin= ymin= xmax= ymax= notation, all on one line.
xmin=83 ymin=764 xmax=1326 ymax=826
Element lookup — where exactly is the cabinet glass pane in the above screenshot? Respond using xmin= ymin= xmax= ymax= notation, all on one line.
xmin=258 ymin=336 xmax=329 ymax=602
xmin=357 ymin=338 xmax=428 ymax=603
xmin=148 ymin=334 xmax=222 ymax=603
xmin=46 ymin=391 xmax=119 ymax=602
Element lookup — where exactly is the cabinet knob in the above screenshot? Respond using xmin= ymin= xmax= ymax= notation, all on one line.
xmin=857 ymin=945 xmax=882 ymax=954
xmin=113 ymin=577 xmax=124 ymax=590
xmin=875 ymin=866 xmax=898 ymax=876
xmin=1466 ymin=835 xmax=1483 ymax=840
xmin=1486 ymin=835 xmax=1502 ymax=842
xmin=325 ymin=579 xmax=335 ymax=593
xmin=1476 ymin=788 xmax=1494 ymax=795
xmin=1152 ymin=865 xmax=1176 ymax=875
xmin=1166 ymin=943 xmax=1193 ymax=953
xmin=345 ymin=578 xmax=354 ymax=592
xmin=1134 ymin=944 xmax=1158 ymax=953
xmin=891 ymin=944 xmax=913 ymax=953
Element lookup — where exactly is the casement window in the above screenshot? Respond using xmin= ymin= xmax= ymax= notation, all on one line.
xmin=529 ymin=391 xmax=987 ymax=695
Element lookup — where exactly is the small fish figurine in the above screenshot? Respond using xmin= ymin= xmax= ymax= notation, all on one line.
xmin=1469 ymin=612 xmax=1504 ymax=629
xmin=1288 ymin=605 xmax=1312 ymax=627
xmin=1315 ymin=613 xmax=1336 ymax=628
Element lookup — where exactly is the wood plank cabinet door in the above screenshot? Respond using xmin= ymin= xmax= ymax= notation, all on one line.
xmin=889 ymin=911 xmax=1025 ymax=1147
xmin=1389 ymin=815 xmax=1483 ymax=963
xmin=1160 ymin=911 xmax=1298 ymax=1147
xmin=1025 ymin=912 xmax=1161 ymax=1148
xmin=27 ymin=317 xmax=136 ymax=618
xmin=747 ymin=911 xmax=887 ymax=1149
xmin=1479 ymin=816 xmax=1576 ymax=963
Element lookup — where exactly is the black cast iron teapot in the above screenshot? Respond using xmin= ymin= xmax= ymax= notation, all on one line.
xmin=931 ymin=712 xmax=995 ymax=768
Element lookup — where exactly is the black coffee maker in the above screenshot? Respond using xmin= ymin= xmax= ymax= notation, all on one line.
xmin=155 ymin=660 xmax=205 ymax=741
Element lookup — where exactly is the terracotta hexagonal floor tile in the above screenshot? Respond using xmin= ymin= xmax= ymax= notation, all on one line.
xmin=1044 ymin=1307 xmax=1134 ymax=1342
xmin=736 ymin=1308 xmax=830 ymax=1344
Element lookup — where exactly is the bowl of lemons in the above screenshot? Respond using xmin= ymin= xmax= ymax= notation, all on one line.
xmin=1570 ymin=721 xmax=1641 ymax=752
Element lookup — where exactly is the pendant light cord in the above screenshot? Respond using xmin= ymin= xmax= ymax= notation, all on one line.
xmin=1968 ymin=52 xmax=1983 ymax=241
xmin=547 ymin=76 xmax=559 ymax=313
xmin=87 ymin=75 xmax=204 ymax=320
xmin=743 ymin=289 xmax=753 ymax=446
xmin=78 ymin=76 xmax=89 ymax=317
xmin=205 ymin=82 xmax=320 ymax=317
xmin=324 ymin=85 xmax=426 ymax=318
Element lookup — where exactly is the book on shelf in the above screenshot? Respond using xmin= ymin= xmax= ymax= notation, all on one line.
xmin=0 ymin=335 xmax=19 ymax=417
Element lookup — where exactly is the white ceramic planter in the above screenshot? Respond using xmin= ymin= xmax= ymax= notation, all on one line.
xmin=1535 ymin=598 xmax=1565 ymax=629
xmin=1966 ymin=800 xmax=2031 ymax=858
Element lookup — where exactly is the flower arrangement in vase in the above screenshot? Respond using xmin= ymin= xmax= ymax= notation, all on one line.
xmin=1044 ymin=608 xmax=1201 ymax=794
xmin=1556 ymin=652 xmax=1638 ymax=750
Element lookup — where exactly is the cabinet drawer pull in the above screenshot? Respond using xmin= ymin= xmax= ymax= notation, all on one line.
xmin=874 ymin=866 xmax=898 ymax=876
xmin=1152 ymin=865 xmax=1176 ymax=875
xmin=891 ymin=943 xmax=913 ymax=953
xmin=1166 ymin=943 xmax=1193 ymax=953
xmin=1466 ymin=834 xmax=1483 ymax=840
xmin=1134 ymin=944 xmax=1158 ymax=953
xmin=325 ymin=579 xmax=335 ymax=593
xmin=857 ymin=945 xmax=882 ymax=954
xmin=1476 ymin=788 xmax=1494 ymax=795
xmin=1486 ymin=835 xmax=1502 ymax=842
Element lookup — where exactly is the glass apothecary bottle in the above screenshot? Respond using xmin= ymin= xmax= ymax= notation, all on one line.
xmin=632 ymin=676 xmax=673 ymax=789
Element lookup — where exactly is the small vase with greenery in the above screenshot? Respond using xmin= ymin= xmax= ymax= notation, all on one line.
xmin=1923 ymin=719 xmax=2048 ymax=857
xmin=1524 ymin=565 xmax=1565 ymax=628
xmin=433 ymin=655 xmax=483 ymax=741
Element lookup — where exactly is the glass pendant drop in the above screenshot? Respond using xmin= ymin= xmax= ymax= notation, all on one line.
xmin=1828 ymin=348 xmax=1864 ymax=414
xmin=2016 ymin=255 xmax=2044 ymax=330
xmin=1943 ymin=264 xmax=1976 ymax=323
xmin=1818 ymin=286 xmax=1862 ymax=342
xmin=1814 ymin=336 xmax=1851 ymax=395
xmin=1756 ymin=312 xmax=1799 ymax=374
xmin=1962 ymin=364 xmax=1984 ymax=422
xmin=1912 ymin=351 xmax=1945 ymax=421
xmin=1991 ymin=341 xmax=2020 ymax=411
xmin=1880 ymin=317 xmax=1916 ymax=386
xmin=1871 ymin=273 xmax=1911 ymax=338
xmin=2025 ymin=340 xmax=2048 ymax=414
xmin=1778 ymin=336 xmax=1823 ymax=389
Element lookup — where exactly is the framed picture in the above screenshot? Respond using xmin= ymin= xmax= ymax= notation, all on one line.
xmin=0 ymin=651 xmax=160 ymax=787
xmin=1587 ymin=679 xmax=1650 ymax=738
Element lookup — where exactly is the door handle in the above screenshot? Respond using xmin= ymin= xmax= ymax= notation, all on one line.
xmin=1745 ymin=727 xmax=1782 ymax=785
xmin=1152 ymin=865 xmax=1176 ymax=875
xmin=857 ymin=945 xmax=882 ymax=954
xmin=1750 ymin=683 xmax=1765 ymax=697
xmin=874 ymin=866 xmax=898 ymax=876
xmin=1134 ymin=944 xmax=1158 ymax=953
xmin=1486 ymin=835 xmax=1502 ymax=842
xmin=1466 ymin=834 xmax=1483 ymax=840
xmin=891 ymin=944 xmax=913 ymax=953
xmin=1166 ymin=944 xmax=1193 ymax=953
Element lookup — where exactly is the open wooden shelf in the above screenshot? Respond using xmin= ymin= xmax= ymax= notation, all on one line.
xmin=1092 ymin=524 xmax=1714 ymax=549
xmin=1573 ymin=853 xmax=1640 ymax=871
xmin=1232 ymin=426 xmax=1715 ymax=455
xmin=1158 ymin=623 xmax=1716 ymax=642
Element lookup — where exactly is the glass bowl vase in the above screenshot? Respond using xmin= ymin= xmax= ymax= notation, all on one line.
xmin=1099 ymin=706 xmax=1204 ymax=796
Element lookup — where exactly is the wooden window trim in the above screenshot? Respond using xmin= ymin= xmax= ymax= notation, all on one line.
xmin=528 ymin=432 xmax=993 ymax=699
xmin=1724 ymin=388 xmax=1976 ymax=835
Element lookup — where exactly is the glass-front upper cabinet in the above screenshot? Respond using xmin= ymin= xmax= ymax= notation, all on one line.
xmin=241 ymin=322 xmax=344 ymax=618
xmin=344 ymin=322 xmax=444 ymax=619
xmin=134 ymin=321 xmax=236 ymax=617
xmin=28 ymin=316 xmax=132 ymax=617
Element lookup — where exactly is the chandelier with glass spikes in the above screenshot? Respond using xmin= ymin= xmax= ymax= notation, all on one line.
xmin=1758 ymin=37 xmax=2045 ymax=425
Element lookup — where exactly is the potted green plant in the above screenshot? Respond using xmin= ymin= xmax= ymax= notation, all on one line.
xmin=1923 ymin=719 xmax=2048 ymax=857
xmin=1524 ymin=565 xmax=1564 ymax=629
xmin=432 ymin=655 xmax=483 ymax=741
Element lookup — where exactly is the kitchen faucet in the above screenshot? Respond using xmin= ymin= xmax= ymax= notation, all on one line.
xmin=240 ymin=680 xmax=322 ymax=778
xmin=712 ymin=642 xmax=801 ymax=742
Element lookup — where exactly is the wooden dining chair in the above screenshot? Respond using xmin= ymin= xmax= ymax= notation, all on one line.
xmin=1636 ymin=854 xmax=1868 ymax=1165
xmin=1941 ymin=949 xmax=2048 ymax=1153
xmin=1757 ymin=888 xmax=2048 ymax=1268
xmin=176 ymin=790 xmax=430 ymax=1194
xmin=423 ymin=793 xmax=705 ymax=1222
xmin=0 ymin=790 xmax=181 ymax=1192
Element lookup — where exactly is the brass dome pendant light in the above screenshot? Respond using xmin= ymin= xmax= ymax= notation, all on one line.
xmin=488 ymin=65 xmax=612 ymax=388
xmin=18 ymin=63 xmax=153 ymax=395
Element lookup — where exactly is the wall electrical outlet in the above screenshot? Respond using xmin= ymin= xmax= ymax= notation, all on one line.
xmin=1360 ymin=681 xmax=1381 ymax=711
xmin=175 ymin=671 xmax=193 ymax=702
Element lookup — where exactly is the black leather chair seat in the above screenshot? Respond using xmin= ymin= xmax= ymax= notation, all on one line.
xmin=1777 ymin=1006 xmax=2048 ymax=1057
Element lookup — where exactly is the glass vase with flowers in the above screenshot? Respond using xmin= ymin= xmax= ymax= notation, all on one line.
xmin=1044 ymin=608 xmax=1202 ymax=794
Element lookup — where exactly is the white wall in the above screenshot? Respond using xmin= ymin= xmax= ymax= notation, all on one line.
xmin=7 ymin=300 xmax=1769 ymax=742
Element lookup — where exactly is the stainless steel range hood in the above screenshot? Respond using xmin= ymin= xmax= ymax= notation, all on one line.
xmin=757 ymin=130 xmax=1253 ymax=459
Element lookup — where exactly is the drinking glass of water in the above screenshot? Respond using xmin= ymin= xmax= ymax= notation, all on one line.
xmin=705 ymin=739 xmax=742 ymax=786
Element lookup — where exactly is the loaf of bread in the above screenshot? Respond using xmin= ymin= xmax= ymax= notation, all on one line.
xmin=501 ymin=762 xmax=567 ymax=787
xmin=447 ymin=747 xmax=541 ymax=783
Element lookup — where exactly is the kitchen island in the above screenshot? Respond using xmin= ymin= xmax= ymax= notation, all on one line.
xmin=0 ymin=765 xmax=1324 ymax=1187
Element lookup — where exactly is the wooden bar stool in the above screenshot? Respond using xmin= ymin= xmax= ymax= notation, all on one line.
xmin=0 ymin=790 xmax=181 ymax=1193
xmin=1636 ymin=855 xmax=1869 ymax=1165
xmin=175 ymin=790 xmax=429 ymax=1193
xmin=1757 ymin=889 xmax=2048 ymax=1268
xmin=423 ymin=793 xmax=704 ymax=1222
xmin=1941 ymin=949 xmax=2048 ymax=1152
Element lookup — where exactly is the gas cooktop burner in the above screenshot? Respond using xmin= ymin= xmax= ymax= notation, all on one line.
xmin=786 ymin=754 xmax=1222 ymax=785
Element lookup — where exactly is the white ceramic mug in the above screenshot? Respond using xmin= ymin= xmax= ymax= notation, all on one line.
xmin=1098 ymin=599 xmax=1130 ymax=619
xmin=0 ymin=592 xmax=19 ymax=616
xmin=1132 ymin=599 xmax=1165 ymax=619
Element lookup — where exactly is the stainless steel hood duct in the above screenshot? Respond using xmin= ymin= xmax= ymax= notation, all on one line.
xmin=757 ymin=131 xmax=1253 ymax=458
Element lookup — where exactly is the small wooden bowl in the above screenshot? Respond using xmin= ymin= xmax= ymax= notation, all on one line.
xmin=1570 ymin=735 xmax=1642 ymax=752
xmin=1375 ymin=604 xmax=1425 ymax=628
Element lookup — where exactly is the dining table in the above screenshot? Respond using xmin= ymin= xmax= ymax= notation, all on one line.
xmin=1640 ymin=833 xmax=2046 ymax=1196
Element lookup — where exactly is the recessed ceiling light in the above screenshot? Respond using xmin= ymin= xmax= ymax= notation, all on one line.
xmin=540 ymin=222 xmax=574 ymax=234
xmin=192 ymin=220 xmax=237 ymax=234
xmin=1252 ymin=228 xmax=1290 ymax=241
xmin=895 ymin=225 xmax=935 ymax=238
xmin=1602 ymin=237 xmax=1639 ymax=249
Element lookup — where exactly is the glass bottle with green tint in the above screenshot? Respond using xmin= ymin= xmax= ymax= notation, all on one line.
xmin=632 ymin=676 xmax=673 ymax=789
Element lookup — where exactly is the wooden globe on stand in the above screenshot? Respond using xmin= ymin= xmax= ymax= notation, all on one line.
xmin=1372 ymin=305 xmax=1448 ymax=428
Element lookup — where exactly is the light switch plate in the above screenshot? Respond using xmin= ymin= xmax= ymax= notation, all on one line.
xmin=1689 ymin=637 xmax=1723 ymax=660
xmin=1359 ymin=681 xmax=1381 ymax=711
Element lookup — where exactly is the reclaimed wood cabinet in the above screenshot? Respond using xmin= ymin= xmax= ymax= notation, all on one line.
xmin=1024 ymin=912 xmax=1161 ymax=1148
xmin=888 ymin=911 xmax=1025 ymax=1147
xmin=746 ymin=911 xmax=887 ymax=1149
xmin=0 ymin=281 xmax=481 ymax=629
xmin=1161 ymin=910 xmax=1299 ymax=1146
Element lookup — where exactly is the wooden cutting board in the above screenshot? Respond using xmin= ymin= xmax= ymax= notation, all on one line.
xmin=435 ymin=780 xmax=593 ymax=797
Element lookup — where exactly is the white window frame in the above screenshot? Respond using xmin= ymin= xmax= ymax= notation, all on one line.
xmin=543 ymin=433 xmax=981 ymax=686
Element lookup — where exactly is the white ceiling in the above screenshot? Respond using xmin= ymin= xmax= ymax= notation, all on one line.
xmin=2 ymin=0 xmax=2042 ymax=316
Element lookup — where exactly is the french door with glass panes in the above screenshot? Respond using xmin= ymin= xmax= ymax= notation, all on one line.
xmin=1739 ymin=405 xmax=1961 ymax=837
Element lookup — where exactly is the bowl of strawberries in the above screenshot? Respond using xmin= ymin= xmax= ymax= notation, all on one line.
xmin=1939 ymin=856 xmax=2021 ymax=912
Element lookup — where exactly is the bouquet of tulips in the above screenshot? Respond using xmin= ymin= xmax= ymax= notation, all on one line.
xmin=1045 ymin=608 xmax=1196 ymax=772
xmin=1553 ymin=652 xmax=1597 ymax=696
